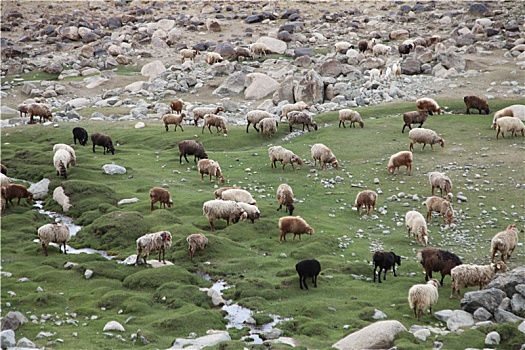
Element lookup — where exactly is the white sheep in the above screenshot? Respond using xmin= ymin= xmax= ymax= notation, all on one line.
xmin=202 ymin=199 xmax=247 ymax=231
xmin=428 ymin=172 xmax=452 ymax=200
xmin=490 ymin=224 xmax=519 ymax=263
xmin=373 ymin=43 xmax=391 ymax=56
xmin=338 ymin=109 xmax=364 ymax=128
xmin=392 ymin=63 xmax=401 ymax=79
xmin=135 ymin=231 xmax=172 ymax=265
xmin=279 ymin=101 xmax=310 ymax=121
xmin=192 ymin=106 xmax=224 ymax=126
xmin=425 ymin=196 xmax=454 ymax=226
xmin=198 ymin=159 xmax=225 ymax=184
xmin=450 ymin=261 xmax=507 ymax=299
xmin=495 ymin=116 xmax=525 ymax=139
xmin=219 ymin=188 xmax=257 ymax=206
xmin=408 ymin=279 xmax=440 ymax=321
xmin=405 ymin=210 xmax=428 ymax=246
xmin=205 ymin=52 xmax=224 ymax=64
xmin=237 ymin=202 xmax=261 ymax=224
xmin=250 ymin=42 xmax=272 ymax=57
xmin=0 ymin=173 xmax=12 ymax=187
xmin=334 ymin=41 xmax=352 ymax=53
xmin=245 ymin=110 xmax=273 ymax=133
xmin=277 ymin=183 xmax=295 ymax=216
xmin=162 ymin=113 xmax=186 ymax=132
xmin=491 ymin=104 xmax=525 ymax=128
xmin=268 ymin=146 xmax=304 ymax=172
xmin=38 ymin=222 xmax=70 ymax=256
xmin=259 ymin=117 xmax=278 ymax=139
xmin=180 ymin=49 xmax=200 ymax=62
xmin=434 ymin=42 xmax=446 ymax=52
xmin=53 ymin=149 xmax=72 ymax=179
xmin=416 ymin=98 xmax=442 ymax=115
xmin=369 ymin=68 xmax=380 ymax=81
xmin=387 ymin=151 xmax=412 ymax=175
xmin=214 ymin=186 xmax=239 ymax=199
xmin=278 ymin=216 xmax=314 ymax=243
xmin=311 ymin=143 xmax=338 ymax=170
xmin=354 ymin=190 xmax=377 ymax=216
xmin=381 ymin=66 xmax=392 ymax=81
xmin=187 ymin=233 xmax=208 ymax=260
xmin=408 ymin=128 xmax=444 ymax=151
xmin=53 ymin=144 xmax=77 ymax=166
xmin=287 ymin=111 xmax=318 ymax=132
xmin=202 ymin=114 xmax=228 ymax=135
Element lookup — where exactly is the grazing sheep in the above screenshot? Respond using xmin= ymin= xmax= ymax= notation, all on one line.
xmin=425 ymin=196 xmax=454 ymax=226
xmin=392 ymin=63 xmax=401 ymax=79
xmin=268 ymin=146 xmax=303 ymax=172
xmin=311 ymin=143 xmax=338 ymax=170
xmin=18 ymin=103 xmax=28 ymax=118
xmin=408 ymin=279 xmax=440 ymax=321
xmin=149 ymin=187 xmax=173 ymax=211
xmin=250 ymin=42 xmax=272 ymax=57
xmin=387 ymin=151 xmax=413 ymax=175
xmin=416 ymin=98 xmax=442 ymax=115
xmin=198 ymin=159 xmax=225 ymax=184
xmin=402 ymin=110 xmax=431 ymax=133
xmin=491 ymin=104 xmax=525 ymax=128
xmin=277 ymin=183 xmax=295 ymax=216
xmin=135 ymin=231 xmax=172 ymax=266
xmin=27 ymin=103 xmax=52 ymax=124
xmin=38 ymin=222 xmax=70 ymax=256
xmin=334 ymin=41 xmax=353 ymax=53
xmin=463 ymin=95 xmax=490 ymax=115
xmin=373 ymin=43 xmax=391 ymax=56
xmin=192 ymin=106 xmax=224 ymax=126
xmin=72 ymin=127 xmax=88 ymax=146
xmin=202 ymin=114 xmax=228 ymax=135
xmin=180 ymin=49 xmax=200 ymax=62
xmin=187 ymin=233 xmax=208 ymax=260
xmin=237 ymin=202 xmax=260 ymax=224
xmin=372 ymin=251 xmax=401 ymax=283
xmin=220 ymin=188 xmax=257 ymax=206
xmin=162 ymin=113 xmax=186 ymax=132
xmin=428 ymin=172 xmax=452 ymax=199
xmin=405 ymin=210 xmax=429 ymax=246
xmin=1 ymin=183 xmax=33 ymax=207
xmin=259 ymin=117 xmax=278 ymax=139
xmin=279 ymin=101 xmax=310 ymax=121
xmin=245 ymin=110 xmax=273 ymax=133
xmin=357 ymin=40 xmax=369 ymax=53
xmin=417 ymin=248 xmax=463 ymax=286
xmin=278 ymin=216 xmax=314 ymax=242
xmin=490 ymin=224 xmax=519 ymax=263
xmin=354 ymin=190 xmax=377 ymax=216
xmin=338 ymin=109 xmax=364 ymax=128
xmin=205 ymin=52 xmax=224 ymax=64
xmin=296 ymin=259 xmax=321 ymax=290
xmin=408 ymin=128 xmax=444 ymax=152
xmin=53 ymin=144 xmax=77 ymax=166
xmin=202 ymin=199 xmax=247 ymax=231
xmin=495 ymin=116 xmax=525 ymax=139
xmin=287 ymin=111 xmax=318 ymax=132
xmin=53 ymin=149 xmax=72 ymax=179
xmin=398 ymin=43 xmax=413 ymax=56
xmin=0 ymin=164 xmax=7 ymax=175
xmin=91 ymin=132 xmax=115 ymax=155
xmin=214 ymin=186 xmax=239 ymax=199
xmin=450 ymin=261 xmax=507 ymax=299
xmin=178 ymin=140 xmax=208 ymax=164
xmin=234 ymin=47 xmax=254 ymax=61
xmin=170 ymin=99 xmax=184 ymax=114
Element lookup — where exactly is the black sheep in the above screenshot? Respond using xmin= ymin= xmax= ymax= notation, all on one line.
xmin=398 ymin=43 xmax=413 ymax=56
xmin=295 ymin=259 xmax=321 ymax=290
xmin=91 ymin=132 xmax=115 ymax=155
xmin=373 ymin=251 xmax=401 ymax=283
xmin=357 ymin=40 xmax=368 ymax=53
xmin=178 ymin=140 xmax=208 ymax=164
xmin=417 ymin=247 xmax=462 ymax=286
xmin=72 ymin=127 xmax=89 ymax=146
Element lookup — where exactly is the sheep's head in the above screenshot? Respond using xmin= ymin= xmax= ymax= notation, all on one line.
xmin=358 ymin=120 xmax=364 ymax=128
xmin=27 ymin=192 xmax=34 ymax=202
xmin=218 ymin=175 xmax=225 ymax=184
xmin=293 ymin=156 xmax=304 ymax=166
xmin=331 ymin=159 xmax=339 ymax=169
xmin=306 ymin=226 xmax=314 ymax=235
xmin=108 ymin=144 xmax=115 ymax=155
xmin=387 ymin=166 xmax=395 ymax=174
xmin=438 ymin=138 xmax=445 ymax=148
xmin=168 ymin=199 xmax=173 ymax=208
xmin=483 ymin=108 xmax=490 ymax=114
xmin=312 ymin=121 xmax=318 ymax=131
xmin=493 ymin=261 xmax=507 ymax=273
xmin=427 ymin=279 xmax=440 ymax=288
xmin=394 ymin=254 xmax=402 ymax=266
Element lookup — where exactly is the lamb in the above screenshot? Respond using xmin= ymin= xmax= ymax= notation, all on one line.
xmin=398 ymin=43 xmax=413 ymax=56
xmin=205 ymin=52 xmax=224 ymax=64
xmin=237 ymin=202 xmax=260 ymax=224
xmin=38 ymin=222 xmax=70 ymax=256
xmin=187 ymin=233 xmax=208 ymax=260
xmin=135 ymin=231 xmax=172 ymax=265
xmin=369 ymin=68 xmax=380 ymax=81
xmin=149 ymin=187 xmax=173 ymax=211
xmin=495 ymin=116 xmax=525 ymax=139
xmin=53 ymin=144 xmax=77 ymax=166
xmin=169 ymin=99 xmax=184 ymax=114
xmin=372 ymin=251 xmax=401 ymax=283
xmin=277 ymin=183 xmax=295 ymax=216
xmin=425 ymin=196 xmax=454 ymax=226
xmin=202 ymin=199 xmax=247 ymax=231
xmin=162 ymin=113 xmax=186 ymax=132
xmin=259 ymin=117 xmax=278 ymax=139
xmin=450 ymin=261 xmax=507 ymax=299
xmin=287 ymin=111 xmax=318 ymax=132
xmin=219 ymin=188 xmax=257 ymax=206
xmin=1 ymin=183 xmax=33 ymax=207
xmin=408 ymin=128 xmax=444 ymax=152
xmin=490 ymin=224 xmax=519 ymax=263
xmin=72 ymin=127 xmax=88 ymax=146
xmin=296 ymin=259 xmax=321 ymax=290
xmin=428 ymin=172 xmax=452 ymax=200
xmin=192 ymin=106 xmax=224 ymax=126
xmin=334 ymin=41 xmax=353 ymax=53
xmin=250 ymin=42 xmax=272 ymax=57
xmin=91 ymin=132 xmax=115 ymax=155
xmin=387 ymin=151 xmax=413 ymax=175
xmin=408 ymin=279 xmax=440 ymax=321
xmin=180 ymin=49 xmax=200 ymax=62
xmin=53 ymin=149 xmax=72 ymax=179
xmin=491 ymin=104 xmax=525 ymax=128
xmin=405 ymin=210 xmax=429 ymax=246
xmin=402 ymin=110 xmax=431 ymax=133
xmin=392 ymin=63 xmax=401 ymax=79
xmin=279 ymin=101 xmax=310 ymax=121
xmin=234 ymin=47 xmax=254 ymax=61
xmin=372 ymin=43 xmax=391 ymax=56
xmin=0 ymin=164 xmax=7 ymax=175
xmin=18 ymin=103 xmax=28 ymax=118
xmin=198 ymin=159 xmax=225 ymax=184
xmin=311 ymin=143 xmax=338 ymax=170
xmin=278 ymin=216 xmax=314 ymax=243
xmin=214 ymin=186 xmax=239 ymax=199
xmin=463 ymin=95 xmax=490 ymax=115
xmin=338 ymin=109 xmax=364 ymax=128
xmin=27 ymin=103 xmax=52 ymax=124
xmin=354 ymin=190 xmax=377 ymax=216
xmin=268 ymin=146 xmax=304 ymax=172
xmin=245 ymin=110 xmax=273 ymax=133
xmin=202 ymin=114 xmax=228 ymax=135
xmin=178 ymin=140 xmax=208 ymax=164
xmin=381 ymin=66 xmax=392 ymax=81
xmin=417 ymin=248 xmax=463 ymax=286
xmin=416 ymin=98 xmax=442 ymax=115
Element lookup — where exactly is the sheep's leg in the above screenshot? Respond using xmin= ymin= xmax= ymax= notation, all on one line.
xmin=253 ymin=124 xmax=259 ymax=133
xmin=208 ymin=126 xmax=214 ymax=134
xmin=373 ymin=265 xmax=378 ymax=282
xmin=439 ymin=274 xmax=445 ymax=286
xmin=209 ymin=221 xmax=215 ymax=232
xmin=466 ymin=107 xmax=470 ymax=114
xmin=42 ymin=242 xmax=48 ymax=256
xmin=277 ymin=204 xmax=282 ymax=211
xmin=289 ymin=124 xmax=293 ymax=132
xmin=339 ymin=120 xmax=344 ymax=128
xmin=165 ymin=124 xmax=169 ymax=131
xmin=383 ymin=267 xmax=387 ymax=281
xmin=392 ymin=265 xmax=397 ymax=277
xmin=200 ymin=173 xmax=204 ymax=182
xmin=413 ymin=306 xmax=418 ymax=320
xmin=246 ymin=122 xmax=251 ymax=133
xmin=135 ymin=248 xmax=142 ymax=266
xmin=62 ymin=242 xmax=67 ymax=254
xmin=312 ymin=275 xmax=317 ymax=288
xmin=179 ymin=125 xmax=184 ymax=132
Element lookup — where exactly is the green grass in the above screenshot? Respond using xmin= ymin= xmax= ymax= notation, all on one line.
xmin=1 ymin=99 xmax=524 ymax=349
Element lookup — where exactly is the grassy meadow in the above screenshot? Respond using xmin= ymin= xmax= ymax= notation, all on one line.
xmin=1 ymin=98 xmax=524 ymax=350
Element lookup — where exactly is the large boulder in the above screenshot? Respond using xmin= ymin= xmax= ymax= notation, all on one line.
xmin=332 ymin=320 xmax=407 ymax=350
xmin=60 ymin=26 xmax=80 ymax=40
xmin=446 ymin=310 xmax=474 ymax=331
xmin=0 ymin=330 xmax=15 ymax=349
xmin=213 ymin=71 xmax=246 ymax=96
xmin=436 ymin=51 xmax=466 ymax=71
xmin=487 ymin=266 xmax=525 ymax=298
xmin=256 ymin=37 xmax=287 ymax=54
xmin=28 ymin=178 xmax=50 ymax=200
xmin=244 ymin=73 xmax=280 ymax=100
xmin=272 ymin=76 xmax=295 ymax=105
xmin=461 ymin=288 xmax=507 ymax=314
xmin=468 ymin=3 xmax=490 ymax=16
xmin=169 ymin=330 xmax=231 ymax=350
xmin=401 ymin=58 xmax=422 ymax=75
xmin=359 ymin=57 xmax=385 ymax=70
xmin=1 ymin=311 xmax=28 ymax=331
xmin=494 ymin=308 xmax=524 ymax=324
xmin=141 ymin=60 xmax=166 ymax=81
xmin=317 ymin=58 xmax=343 ymax=78
xmin=293 ymin=69 xmax=324 ymax=105
xmin=102 ymin=164 xmax=127 ymax=175
xmin=214 ymin=42 xmax=237 ymax=61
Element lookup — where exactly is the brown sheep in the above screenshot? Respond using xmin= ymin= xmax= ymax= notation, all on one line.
xmin=91 ymin=132 xmax=115 ymax=155
xmin=198 ymin=159 xmax=225 ymax=184
xmin=387 ymin=151 xmax=413 ymax=175
xmin=463 ymin=95 xmax=490 ymax=115
xmin=490 ymin=224 xmax=519 ymax=263
xmin=202 ymin=114 xmax=228 ymax=135
xmin=417 ymin=248 xmax=463 ymax=286
xmin=425 ymin=196 xmax=454 ymax=226
xmin=354 ymin=190 xmax=377 ymax=216
xmin=1 ymin=183 xmax=33 ymax=207
xmin=170 ymin=99 xmax=184 ymax=114
xmin=149 ymin=187 xmax=173 ymax=211
xmin=416 ymin=98 xmax=442 ymax=115
xmin=178 ymin=140 xmax=208 ymax=164
xmin=27 ymin=103 xmax=52 ymax=124
xmin=402 ymin=110 xmax=431 ymax=133
xmin=278 ymin=216 xmax=314 ymax=243
xmin=277 ymin=184 xmax=295 ymax=216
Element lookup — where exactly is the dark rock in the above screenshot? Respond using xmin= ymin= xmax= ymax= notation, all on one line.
xmin=505 ymin=24 xmax=520 ymax=32
xmin=277 ymin=31 xmax=293 ymax=42
xmin=317 ymin=59 xmax=343 ymax=78
xmin=288 ymin=13 xmax=302 ymax=21
xmin=456 ymin=33 xmax=477 ymax=47
xmin=461 ymin=288 xmax=507 ymax=314
xmin=44 ymin=62 xmax=63 ymax=74
xmin=485 ymin=28 xmax=499 ymax=37
xmin=245 ymin=15 xmax=263 ymax=24
xmin=225 ymin=5 xmax=233 ymax=11
xmin=192 ymin=42 xmax=208 ymax=51
xmin=214 ymin=42 xmax=236 ymax=60
xmin=82 ymin=31 xmax=98 ymax=43
xmin=279 ymin=24 xmax=295 ymax=34
xmin=93 ymin=48 xmax=108 ymax=57
xmin=468 ymin=3 xmax=490 ymax=16
xmin=487 ymin=267 xmax=525 ymax=298
xmin=401 ymin=58 xmax=421 ymax=75
xmin=294 ymin=55 xmax=312 ymax=67
xmin=294 ymin=48 xmax=314 ymax=58
xmin=399 ymin=5 xmax=412 ymax=13
xmin=281 ymin=9 xmax=299 ymax=19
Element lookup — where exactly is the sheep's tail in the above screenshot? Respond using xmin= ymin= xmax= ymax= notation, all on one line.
xmin=59 ymin=160 xmax=67 ymax=178
xmin=491 ymin=238 xmax=504 ymax=251
xmin=416 ymin=250 xmax=423 ymax=263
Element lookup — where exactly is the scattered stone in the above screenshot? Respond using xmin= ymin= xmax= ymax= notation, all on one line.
xmin=332 ymin=320 xmax=407 ymax=350
xmin=103 ymin=321 xmax=125 ymax=332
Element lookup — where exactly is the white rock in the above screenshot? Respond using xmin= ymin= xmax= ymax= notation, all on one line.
xmin=103 ymin=321 xmax=125 ymax=332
